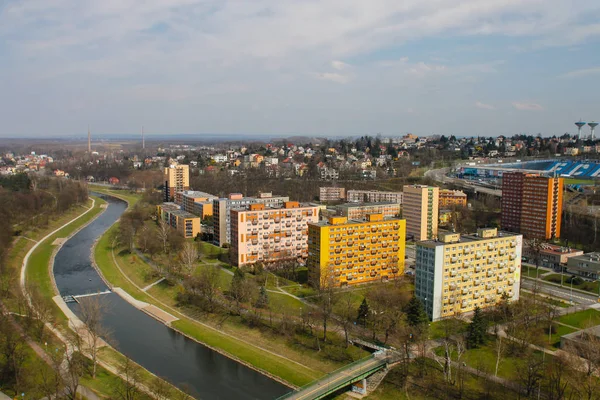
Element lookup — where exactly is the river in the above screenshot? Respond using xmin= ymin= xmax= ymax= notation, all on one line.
xmin=53 ymin=193 xmax=290 ymax=399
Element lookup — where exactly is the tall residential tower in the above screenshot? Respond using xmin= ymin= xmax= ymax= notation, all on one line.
xmin=163 ymin=164 xmax=190 ymax=202
xmin=403 ymin=185 xmax=439 ymax=241
xmin=501 ymin=172 xmax=563 ymax=239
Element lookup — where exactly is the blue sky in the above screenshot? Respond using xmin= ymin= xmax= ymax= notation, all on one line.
xmin=1 ymin=0 xmax=600 ymax=138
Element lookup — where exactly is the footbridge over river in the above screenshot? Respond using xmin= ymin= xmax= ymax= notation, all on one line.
xmin=277 ymin=351 xmax=392 ymax=400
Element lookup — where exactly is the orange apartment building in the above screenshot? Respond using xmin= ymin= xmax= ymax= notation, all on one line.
xmin=501 ymin=172 xmax=563 ymax=239
xmin=438 ymin=189 xmax=467 ymax=208
xmin=231 ymin=202 xmax=319 ymax=267
xmin=164 ymin=164 xmax=190 ymax=202
xmin=175 ymin=190 xmax=217 ymax=215
xmin=307 ymin=214 xmax=406 ymax=288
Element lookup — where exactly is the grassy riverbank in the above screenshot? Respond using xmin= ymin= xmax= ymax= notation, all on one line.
xmin=92 ymin=189 xmax=372 ymax=388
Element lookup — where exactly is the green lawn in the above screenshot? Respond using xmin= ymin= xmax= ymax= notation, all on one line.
xmin=88 ymin=185 xmax=142 ymax=207
xmin=171 ymin=319 xmax=321 ymax=386
xmin=559 ymin=309 xmax=600 ymax=329
xmin=429 ymin=320 xmax=468 ymax=340
xmin=522 ymin=265 xmax=546 ymax=278
xmin=564 ymin=178 xmax=598 ymax=185
xmin=548 ymin=324 xmax=578 ymax=349
xmin=25 ymin=197 xmax=107 ymax=321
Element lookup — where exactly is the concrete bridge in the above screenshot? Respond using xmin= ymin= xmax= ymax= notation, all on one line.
xmin=277 ymin=351 xmax=390 ymax=400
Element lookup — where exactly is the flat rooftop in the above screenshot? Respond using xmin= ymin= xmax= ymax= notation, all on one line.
xmin=170 ymin=210 xmax=198 ymax=219
xmin=336 ymin=202 xmax=399 ymax=209
xmin=179 ymin=190 xmax=217 ymax=198
xmin=310 ymin=216 xmax=403 ymax=227
xmin=419 ymin=230 xmax=520 ymax=245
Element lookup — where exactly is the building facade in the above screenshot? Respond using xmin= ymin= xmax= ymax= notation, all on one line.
xmin=438 ymin=189 xmax=467 ymax=208
xmin=346 ymin=190 xmax=403 ymax=204
xmin=213 ymin=193 xmax=290 ymax=247
xmin=335 ymin=202 xmax=400 ymax=220
xmin=164 ymin=164 xmax=190 ymax=202
xmin=307 ymin=214 xmax=406 ymax=288
xmin=403 ymin=185 xmax=439 ymax=241
xmin=501 ymin=172 xmax=563 ymax=239
xmin=522 ymin=243 xmax=583 ymax=271
xmin=415 ymin=228 xmax=522 ymax=321
xmin=319 ymin=187 xmax=346 ymax=202
xmin=566 ymin=252 xmax=600 ymax=280
xmin=231 ymin=202 xmax=319 ymax=267
xmin=175 ymin=190 xmax=217 ymax=214
xmin=157 ymin=203 xmax=201 ymax=239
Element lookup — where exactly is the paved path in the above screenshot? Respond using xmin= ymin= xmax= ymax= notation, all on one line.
xmin=142 ymin=277 xmax=165 ymax=292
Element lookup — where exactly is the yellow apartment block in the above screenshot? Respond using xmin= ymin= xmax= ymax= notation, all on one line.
xmin=156 ymin=203 xmax=201 ymax=239
xmin=307 ymin=214 xmax=406 ymax=288
xmin=415 ymin=228 xmax=523 ymax=321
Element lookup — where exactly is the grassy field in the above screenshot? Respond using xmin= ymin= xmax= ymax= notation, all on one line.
xmin=25 ymin=197 xmax=106 ymax=321
xmin=88 ymin=185 xmax=142 ymax=207
xmin=6 ymin=196 xmax=171 ymax=399
xmin=95 ymin=223 xmax=341 ymax=387
xmin=564 ymin=178 xmax=598 ymax=185
xmin=559 ymin=309 xmax=600 ymax=329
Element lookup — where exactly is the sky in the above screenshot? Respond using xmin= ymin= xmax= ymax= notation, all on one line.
xmin=1 ymin=1 xmax=600 ymax=138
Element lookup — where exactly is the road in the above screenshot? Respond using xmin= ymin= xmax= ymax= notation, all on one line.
xmin=521 ymin=278 xmax=598 ymax=305
xmin=425 ymin=166 xmax=502 ymax=197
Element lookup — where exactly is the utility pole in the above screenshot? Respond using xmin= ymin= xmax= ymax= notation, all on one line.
xmin=87 ymin=125 xmax=91 ymax=153
xmin=142 ymin=125 xmax=145 ymax=149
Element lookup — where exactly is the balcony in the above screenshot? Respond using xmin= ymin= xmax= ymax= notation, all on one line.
xmin=251 ymin=240 xmax=258 ymax=245
xmin=475 ymin=266 xmax=481 ymax=272
xmin=348 ymin=230 xmax=354 ymax=235
xmin=497 ymin=288 xmax=504 ymax=294
xmin=263 ymin=224 xmax=269 ymax=229
xmin=358 ymin=268 xmax=365 ymax=273
xmin=371 ymin=238 xmax=378 ymax=244
xmin=463 ymin=261 xmax=471 ymax=268
xmin=285 ymin=222 xmax=292 ymax=228
xmin=370 ymin=260 xmax=377 ymax=266
xmin=510 ymin=241 xmax=516 ymax=247
xmin=393 ymin=246 xmax=399 ymax=251
xmin=252 ymin=220 xmax=258 ymax=225
xmin=475 ymin=252 xmax=482 ymax=259
xmin=334 ymin=260 xmax=341 ymax=265
xmin=509 ymin=254 xmax=516 ymax=260
xmin=473 ymin=292 xmax=480 ymax=299
xmin=462 ymin=275 xmax=470 ymax=282
xmin=450 ymin=270 xmax=457 ymax=277
xmin=359 ymin=234 xmax=366 ymax=239
xmin=474 ymin=280 xmax=481 ymax=286
xmin=359 ymin=257 xmax=365 ymax=262
xmin=382 ymin=243 xmax=389 ymax=248
xmin=382 ymin=254 xmax=388 ymax=259
xmin=450 ymin=283 xmax=457 ymax=290
xmin=371 ymin=250 xmax=377 ymax=255
xmin=485 ymin=284 xmax=493 ymax=290
xmin=334 ymin=249 xmax=342 ymax=254
xmin=461 ymin=301 xmax=469 ymax=308
xmin=508 ymin=266 xmax=515 ymax=273
xmin=347 ymin=241 xmax=354 ymax=246
xmin=359 ymin=245 xmax=366 ymax=251
xmin=449 ymin=297 xmax=456 ymax=304
xmin=499 ymin=249 xmax=506 ymax=256
xmin=296 ymin=216 xmax=303 ymax=222
xmin=487 ymin=270 xmax=494 ymax=277
xmin=451 ymin=257 xmax=458 ymax=263
xmin=508 ymin=279 xmax=514 ymax=285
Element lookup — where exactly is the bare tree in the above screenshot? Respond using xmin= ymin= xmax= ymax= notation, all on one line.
xmin=564 ymin=327 xmax=600 ymax=400
xmin=185 ymin=265 xmax=221 ymax=312
xmin=77 ymin=296 xmax=110 ymax=379
xmin=337 ymin=291 xmax=356 ymax=347
xmin=157 ymin=218 xmax=170 ymax=254
xmin=311 ymin=262 xmax=338 ymax=341
xmin=28 ymin=282 xmax=55 ymax=340
xmin=114 ymin=356 xmax=142 ymax=400
xmin=179 ymin=242 xmax=199 ymax=276
xmin=150 ymin=376 xmax=173 ymax=400
xmin=432 ymin=317 xmax=465 ymax=384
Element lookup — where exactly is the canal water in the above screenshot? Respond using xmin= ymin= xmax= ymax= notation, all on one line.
xmin=53 ymin=193 xmax=290 ymax=399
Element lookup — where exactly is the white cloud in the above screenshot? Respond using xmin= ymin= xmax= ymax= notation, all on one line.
xmin=475 ymin=101 xmax=495 ymax=110
xmin=560 ymin=67 xmax=600 ymax=79
xmin=0 ymin=0 xmax=599 ymax=136
xmin=512 ymin=102 xmax=544 ymax=111
xmin=331 ymin=60 xmax=349 ymax=70
xmin=316 ymin=72 xmax=352 ymax=84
